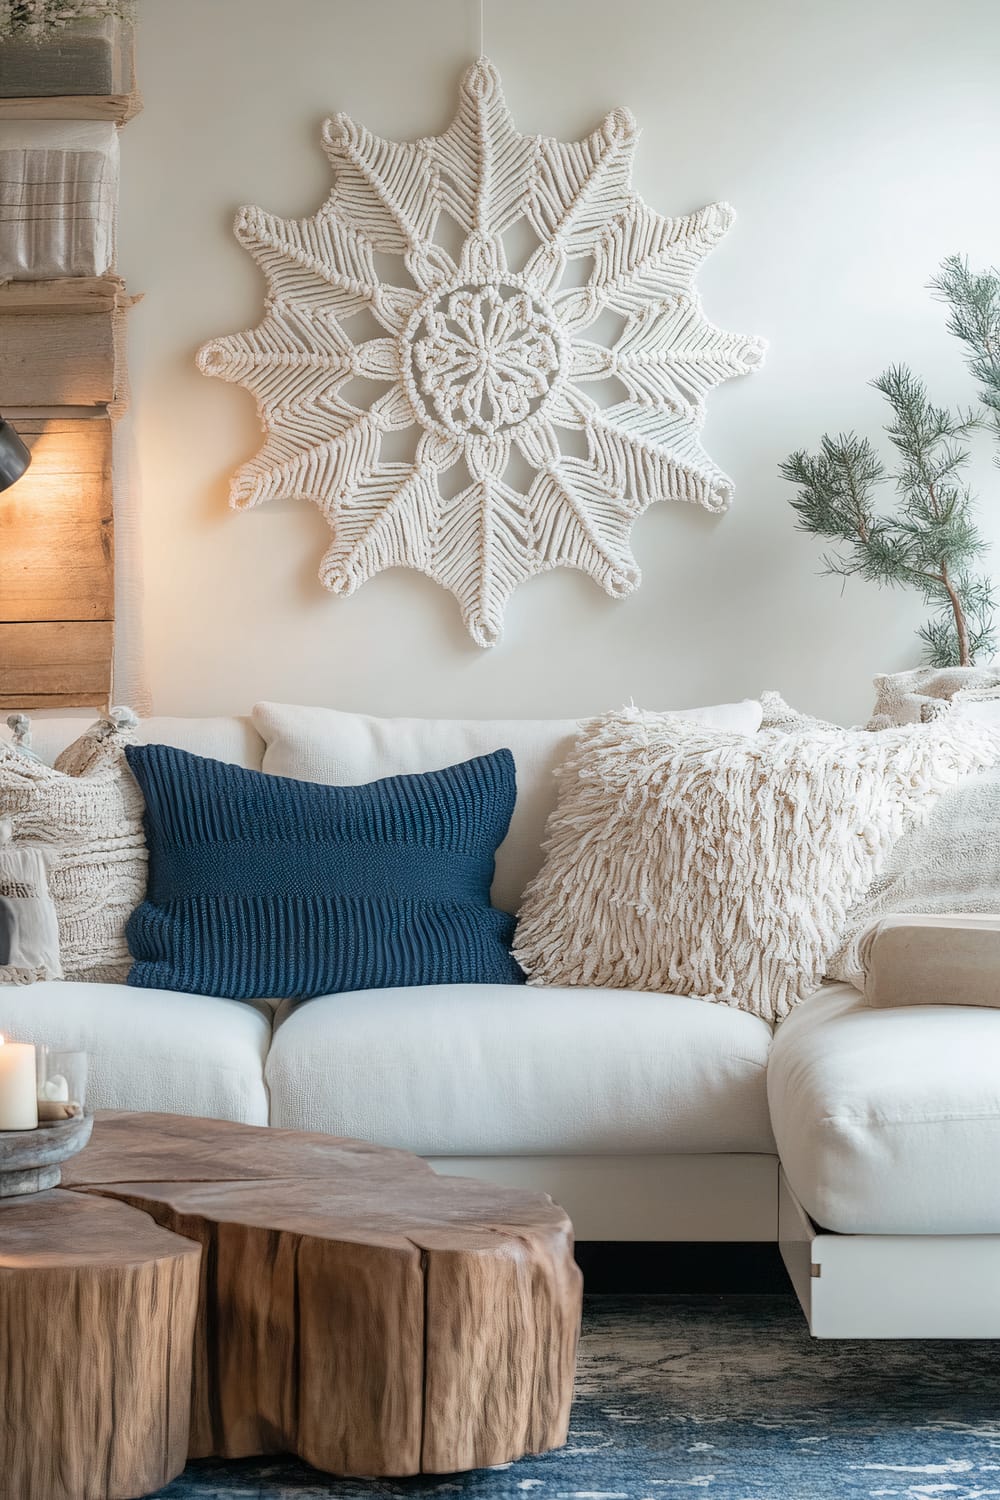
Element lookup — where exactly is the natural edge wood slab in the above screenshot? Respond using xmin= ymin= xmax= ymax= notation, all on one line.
xmin=62 ymin=1111 xmax=583 ymax=1478
xmin=0 ymin=1188 xmax=200 ymax=1500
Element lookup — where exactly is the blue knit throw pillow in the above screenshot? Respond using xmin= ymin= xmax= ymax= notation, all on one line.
xmin=124 ymin=744 xmax=523 ymax=1001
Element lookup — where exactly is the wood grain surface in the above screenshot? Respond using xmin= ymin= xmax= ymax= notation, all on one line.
xmin=0 ymin=419 xmax=113 ymax=624
xmin=0 ymin=275 xmax=131 ymax=316
xmin=0 ymin=278 xmax=137 ymax=412
xmin=0 ymin=1189 xmax=200 ymax=1500
xmin=0 ymin=93 xmax=141 ymax=124
xmin=0 ymin=415 xmax=114 ymax=708
xmin=0 ymin=622 xmax=112 ymax=707
xmin=0 ymin=311 xmax=116 ymax=407
xmin=64 ymin=1111 xmax=583 ymax=1477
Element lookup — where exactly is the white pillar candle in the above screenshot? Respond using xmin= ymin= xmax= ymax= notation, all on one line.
xmin=0 ymin=1036 xmax=38 ymax=1131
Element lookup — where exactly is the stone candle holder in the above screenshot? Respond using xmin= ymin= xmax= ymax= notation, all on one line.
xmin=0 ymin=1114 xmax=93 ymax=1197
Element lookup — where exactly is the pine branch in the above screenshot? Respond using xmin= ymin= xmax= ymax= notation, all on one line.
xmin=779 ymin=259 xmax=1000 ymax=668
xmin=930 ymin=255 xmax=1000 ymax=450
xmin=779 ymin=435 xmax=883 ymax=545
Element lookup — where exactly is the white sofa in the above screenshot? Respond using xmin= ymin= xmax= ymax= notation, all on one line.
xmin=4 ymin=707 xmax=1000 ymax=1340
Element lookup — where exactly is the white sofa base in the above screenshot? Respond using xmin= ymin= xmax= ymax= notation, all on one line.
xmin=8 ymin=708 xmax=999 ymax=1339
xmin=430 ymin=1154 xmax=779 ymax=1241
xmin=780 ymin=1169 xmax=1000 ymax=1338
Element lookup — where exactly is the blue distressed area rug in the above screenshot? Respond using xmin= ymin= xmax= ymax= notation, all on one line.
xmin=153 ymin=1294 xmax=1000 ymax=1500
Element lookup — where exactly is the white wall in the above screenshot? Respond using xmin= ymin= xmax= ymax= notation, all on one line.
xmin=117 ymin=0 xmax=1000 ymax=724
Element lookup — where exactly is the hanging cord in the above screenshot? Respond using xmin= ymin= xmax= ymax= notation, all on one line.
xmin=479 ymin=0 xmax=486 ymax=56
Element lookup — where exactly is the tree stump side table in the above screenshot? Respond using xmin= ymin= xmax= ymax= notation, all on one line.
xmin=0 ymin=1189 xmax=201 ymax=1500
xmin=63 ymin=1111 xmax=583 ymax=1478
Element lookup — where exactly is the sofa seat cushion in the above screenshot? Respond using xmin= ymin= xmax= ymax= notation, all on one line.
xmin=0 ymin=981 xmax=271 ymax=1124
xmin=266 ymin=985 xmax=774 ymax=1155
xmin=768 ymin=982 xmax=1000 ymax=1233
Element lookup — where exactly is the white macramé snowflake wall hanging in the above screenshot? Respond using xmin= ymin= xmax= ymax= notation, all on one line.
xmin=198 ymin=59 xmax=766 ymax=646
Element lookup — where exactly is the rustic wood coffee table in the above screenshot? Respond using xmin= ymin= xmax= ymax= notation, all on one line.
xmin=3 ymin=1112 xmax=581 ymax=1497
xmin=0 ymin=1186 xmax=200 ymax=1500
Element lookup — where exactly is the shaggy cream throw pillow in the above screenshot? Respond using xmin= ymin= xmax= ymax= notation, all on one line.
xmin=868 ymin=667 xmax=1000 ymax=728
xmin=513 ymin=709 xmax=1000 ymax=1022
xmin=758 ymin=689 xmax=840 ymax=732
xmin=0 ymin=713 xmax=145 ymax=981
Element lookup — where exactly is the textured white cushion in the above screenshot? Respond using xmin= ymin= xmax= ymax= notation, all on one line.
xmin=768 ymin=982 xmax=1000 ymax=1233
xmin=0 ymin=721 xmax=146 ymax=983
xmin=266 ymin=983 xmax=774 ymax=1155
xmin=0 ymin=981 xmax=271 ymax=1124
xmin=515 ymin=710 xmax=1000 ymax=1021
xmin=251 ymin=700 xmax=763 ymax=913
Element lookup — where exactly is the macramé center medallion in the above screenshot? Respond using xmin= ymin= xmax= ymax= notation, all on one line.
xmin=403 ymin=282 xmax=566 ymax=438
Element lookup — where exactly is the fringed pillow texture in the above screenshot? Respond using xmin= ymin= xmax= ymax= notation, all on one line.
xmin=0 ymin=712 xmax=145 ymax=982
xmin=513 ymin=708 xmax=1000 ymax=1023
xmin=758 ymin=689 xmax=840 ymax=733
xmin=0 ymin=816 xmax=61 ymax=983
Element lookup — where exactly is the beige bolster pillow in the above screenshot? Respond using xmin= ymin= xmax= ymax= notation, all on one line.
xmin=861 ymin=913 xmax=1000 ymax=1009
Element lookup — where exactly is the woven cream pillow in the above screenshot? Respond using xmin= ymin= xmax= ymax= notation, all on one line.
xmin=0 ymin=715 xmax=145 ymax=982
xmin=513 ymin=708 xmax=1000 ymax=1022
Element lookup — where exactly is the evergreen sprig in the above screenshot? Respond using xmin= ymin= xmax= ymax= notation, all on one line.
xmin=780 ymin=258 xmax=1000 ymax=666
xmin=931 ymin=255 xmax=1000 ymax=450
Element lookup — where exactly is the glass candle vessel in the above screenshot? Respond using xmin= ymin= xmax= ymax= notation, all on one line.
xmin=36 ymin=1047 xmax=87 ymax=1122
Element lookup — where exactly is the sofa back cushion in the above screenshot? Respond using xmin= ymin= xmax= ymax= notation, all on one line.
xmin=4 ymin=714 xmax=265 ymax=771
xmin=252 ymin=700 xmax=763 ymax=913
xmin=253 ymin=704 xmax=575 ymax=913
xmin=134 ymin=716 xmax=265 ymax=769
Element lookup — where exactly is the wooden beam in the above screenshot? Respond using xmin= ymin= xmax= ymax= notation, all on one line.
xmin=0 ymin=312 xmax=116 ymax=408
xmin=0 ymin=277 xmax=132 ymax=316
xmin=0 ymin=93 xmax=141 ymax=125
xmin=0 ymin=419 xmax=114 ymax=625
xmin=0 ymin=621 xmax=112 ymax=706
